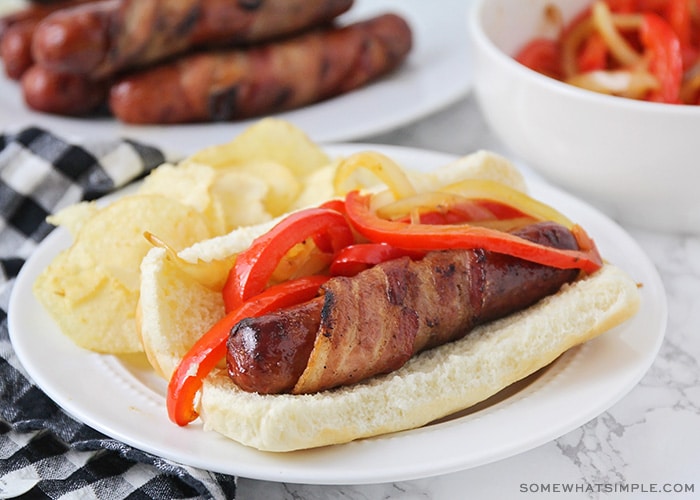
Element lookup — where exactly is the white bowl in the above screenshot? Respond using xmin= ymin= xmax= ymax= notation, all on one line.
xmin=467 ymin=0 xmax=700 ymax=234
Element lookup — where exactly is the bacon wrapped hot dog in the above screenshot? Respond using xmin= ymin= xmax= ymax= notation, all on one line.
xmin=228 ymin=222 xmax=581 ymax=395
xmin=138 ymin=150 xmax=640 ymax=452
xmin=109 ymin=13 xmax=412 ymax=124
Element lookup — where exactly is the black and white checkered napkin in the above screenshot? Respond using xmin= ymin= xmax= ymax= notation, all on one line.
xmin=0 ymin=128 xmax=238 ymax=499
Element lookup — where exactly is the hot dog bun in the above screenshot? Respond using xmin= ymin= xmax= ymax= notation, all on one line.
xmin=137 ymin=152 xmax=640 ymax=452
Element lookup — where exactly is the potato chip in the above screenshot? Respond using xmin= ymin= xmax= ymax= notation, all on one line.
xmin=206 ymin=171 xmax=271 ymax=232
xmin=47 ymin=201 xmax=99 ymax=237
xmin=34 ymin=254 xmax=141 ymax=353
xmin=34 ymin=195 xmax=212 ymax=354
xmin=230 ymin=160 xmax=301 ymax=216
xmin=183 ymin=118 xmax=330 ymax=178
xmin=138 ymin=162 xmax=216 ymax=213
xmin=77 ymin=195 xmax=211 ymax=291
xmin=138 ymin=159 xmax=301 ymax=230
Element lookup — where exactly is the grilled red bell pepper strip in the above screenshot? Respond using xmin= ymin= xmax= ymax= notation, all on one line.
xmin=666 ymin=0 xmax=691 ymax=48
xmin=343 ymin=190 xmax=603 ymax=274
xmin=577 ymin=32 xmax=609 ymax=72
xmin=640 ymin=12 xmax=683 ymax=103
xmin=167 ymin=275 xmax=329 ymax=426
xmin=329 ymin=243 xmax=426 ymax=276
xmin=604 ymin=0 xmax=636 ymax=13
xmin=318 ymin=198 xmax=347 ymax=214
xmin=515 ymin=37 xmax=563 ymax=78
xmin=221 ymin=207 xmax=354 ymax=312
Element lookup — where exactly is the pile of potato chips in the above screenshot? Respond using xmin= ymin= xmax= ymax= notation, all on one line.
xmin=32 ymin=119 xmax=339 ymax=354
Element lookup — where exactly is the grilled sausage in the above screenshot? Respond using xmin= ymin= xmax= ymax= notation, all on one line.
xmin=21 ymin=64 xmax=106 ymax=115
xmin=228 ymin=297 xmax=324 ymax=394
xmin=31 ymin=0 xmax=354 ymax=78
xmin=108 ymin=13 xmax=412 ymax=124
xmin=227 ymin=222 xmax=581 ymax=395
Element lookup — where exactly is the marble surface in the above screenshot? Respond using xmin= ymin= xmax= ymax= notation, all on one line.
xmin=237 ymin=96 xmax=700 ymax=499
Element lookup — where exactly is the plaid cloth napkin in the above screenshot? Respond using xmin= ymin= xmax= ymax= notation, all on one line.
xmin=0 ymin=128 xmax=238 ymax=499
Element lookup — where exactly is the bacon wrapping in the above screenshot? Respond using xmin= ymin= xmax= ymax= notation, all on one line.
xmin=108 ymin=13 xmax=412 ymax=124
xmin=227 ymin=222 xmax=581 ymax=395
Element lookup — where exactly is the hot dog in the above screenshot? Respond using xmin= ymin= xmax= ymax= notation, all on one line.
xmin=228 ymin=222 xmax=581 ymax=395
xmin=109 ymin=13 xmax=412 ymax=124
xmin=137 ymin=150 xmax=641 ymax=452
xmin=31 ymin=0 xmax=354 ymax=78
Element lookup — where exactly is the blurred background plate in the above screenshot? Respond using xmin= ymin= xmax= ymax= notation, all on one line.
xmin=0 ymin=0 xmax=474 ymax=150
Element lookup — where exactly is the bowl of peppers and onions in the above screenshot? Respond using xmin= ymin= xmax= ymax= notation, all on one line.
xmin=515 ymin=0 xmax=700 ymax=104
xmin=467 ymin=0 xmax=700 ymax=234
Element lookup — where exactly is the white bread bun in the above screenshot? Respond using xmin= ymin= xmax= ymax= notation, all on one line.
xmin=138 ymin=151 xmax=641 ymax=452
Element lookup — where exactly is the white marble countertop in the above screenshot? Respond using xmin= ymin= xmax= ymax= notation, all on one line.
xmin=237 ymin=95 xmax=700 ymax=499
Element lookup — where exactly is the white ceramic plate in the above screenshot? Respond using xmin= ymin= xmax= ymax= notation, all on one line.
xmin=0 ymin=0 xmax=473 ymax=150
xmin=8 ymin=144 xmax=666 ymax=485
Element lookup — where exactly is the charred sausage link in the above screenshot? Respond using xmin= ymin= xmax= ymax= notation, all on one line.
xmin=108 ymin=13 xmax=412 ymax=124
xmin=31 ymin=0 xmax=354 ymax=78
xmin=227 ymin=222 xmax=581 ymax=395
xmin=228 ymin=297 xmax=324 ymax=394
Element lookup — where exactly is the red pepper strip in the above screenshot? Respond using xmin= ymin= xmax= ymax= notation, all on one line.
xmin=393 ymin=200 xmax=527 ymax=225
xmin=313 ymin=199 xmax=349 ymax=252
xmin=221 ymin=207 xmax=354 ymax=312
xmin=636 ymin=0 xmax=667 ymax=13
xmin=402 ymin=210 xmax=483 ymax=225
xmin=604 ymin=0 xmax=636 ymax=13
xmin=391 ymin=200 xmax=497 ymax=225
xmin=167 ymin=275 xmax=329 ymax=426
xmin=577 ymin=32 xmax=609 ymax=72
xmin=329 ymin=243 xmax=427 ymax=277
xmin=515 ymin=38 xmax=563 ymax=79
xmin=666 ymin=0 xmax=691 ymax=48
xmin=640 ymin=12 xmax=683 ymax=103
xmin=477 ymin=200 xmax=528 ymax=220
xmin=318 ymin=198 xmax=346 ymax=214
xmin=343 ymin=191 xmax=603 ymax=274
xmin=665 ymin=0 xmax=698 ymax=67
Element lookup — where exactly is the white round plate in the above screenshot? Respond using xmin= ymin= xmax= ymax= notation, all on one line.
xmin=8 ymin=144 xmax=666 ymax=485
xmin=0 ymin=0 xmax=473 ymax=150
